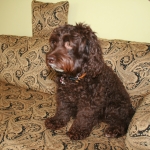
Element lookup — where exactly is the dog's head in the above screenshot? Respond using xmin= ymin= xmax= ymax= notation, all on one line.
xmin=46 ymin=23 xmax=104 ymax=77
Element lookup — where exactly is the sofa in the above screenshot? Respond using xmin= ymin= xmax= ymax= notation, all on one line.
xmin=0 ymin=1 xmax=150 ymax=150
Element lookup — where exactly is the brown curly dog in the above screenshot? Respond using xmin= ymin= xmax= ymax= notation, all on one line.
xmin=45 ymin=23 xmax=135 ymax=140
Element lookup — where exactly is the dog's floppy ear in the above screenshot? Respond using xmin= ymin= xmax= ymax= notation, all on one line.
xmin=75 ymin=23 xmax=104 ymax=77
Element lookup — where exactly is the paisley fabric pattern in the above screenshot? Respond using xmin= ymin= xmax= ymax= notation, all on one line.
xmin=0 ymin=81 xmax=126 ymax=150
xmin=125 ymin=94 xmax=150 ymax=150
xmin=0 ymin=35 xmax=56 ymax=94
xmin=0 ymin=35 xmax=150 ymax=149
xmin=32 ymin=0 xmax=69 ymax=37
xmin=0 ymin=0 xmax=150 ymax=148
xmin=99 ymin=39 xmax=150 ymax=150
xmin=99 ymin=39 xmax=150 ymax=109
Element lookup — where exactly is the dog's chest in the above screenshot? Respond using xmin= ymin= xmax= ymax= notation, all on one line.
xmin=57 ymin=76 xmax=99 ymax=97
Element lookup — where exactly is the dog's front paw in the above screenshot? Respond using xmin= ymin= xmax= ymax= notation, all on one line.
xmin=67 ymin=128 xmax=90 ymax=140
xmin=104 ymin=126 xmax=125 ymax=138
xmin=45 ymin=117 xmax=66 ymax=130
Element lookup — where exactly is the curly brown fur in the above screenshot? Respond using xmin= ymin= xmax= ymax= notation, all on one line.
xmin=45 ymin=23 xmax=135 ymax=140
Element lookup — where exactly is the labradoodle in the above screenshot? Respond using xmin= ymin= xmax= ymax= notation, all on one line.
xmin=45 ymin=23 xmax=134 ymax=140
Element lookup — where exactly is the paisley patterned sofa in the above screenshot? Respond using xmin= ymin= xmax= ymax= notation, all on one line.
xmin=0 ymin=1 xmax=150 ymax=150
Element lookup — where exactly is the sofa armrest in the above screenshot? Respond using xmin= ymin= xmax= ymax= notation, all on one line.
xmin=125 ymin=94 xmax=150 ymax=150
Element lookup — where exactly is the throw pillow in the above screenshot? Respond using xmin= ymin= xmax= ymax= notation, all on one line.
xmin=32 ymin=0 xmax=69 ymax=37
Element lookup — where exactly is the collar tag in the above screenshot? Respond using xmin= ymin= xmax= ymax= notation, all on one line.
xmin=60 ymin=77 xmax=66 ymax=85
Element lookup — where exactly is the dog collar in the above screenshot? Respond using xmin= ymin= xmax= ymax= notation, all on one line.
xmin=60 ymin=73 xmax=86 ymax=85
xmin=69 ymin=73 xmax=86 ymax=82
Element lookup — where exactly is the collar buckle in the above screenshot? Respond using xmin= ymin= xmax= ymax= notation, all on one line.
xmin=69 ymin=73 xmax=86 ymax=83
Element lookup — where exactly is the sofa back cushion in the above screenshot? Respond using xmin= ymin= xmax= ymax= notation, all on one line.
xmin=100 ymin=39 xmax=150 ymax=108
xmin=0 ymin=35 xmax=150 ymax=105
xmin=32 ymin=0 xmax=69 ymax=37
xmin=0 ymin=35 xmax=56 ymax=94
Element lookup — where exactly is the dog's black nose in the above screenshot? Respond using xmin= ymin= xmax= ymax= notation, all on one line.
xmin=47 ymin=55 xmax=55 ymax=63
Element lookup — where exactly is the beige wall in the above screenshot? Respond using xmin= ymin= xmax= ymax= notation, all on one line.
xmin=0 ymin=0 xmax=150 ymax=43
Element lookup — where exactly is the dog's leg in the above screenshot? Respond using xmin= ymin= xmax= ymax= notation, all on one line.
xmin=104 ymin=105 xmax=134 ymax=138
xmin=67 ymin=107 xmax=98 ymax=140
xmin=104 ymin=123 xmax=127 ymax=138
xmin=45 ymin=101 xmax=73 ymax=130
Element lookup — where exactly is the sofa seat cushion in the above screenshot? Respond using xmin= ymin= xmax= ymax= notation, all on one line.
xmin=0 ymin=81 xmax=126 ymax=150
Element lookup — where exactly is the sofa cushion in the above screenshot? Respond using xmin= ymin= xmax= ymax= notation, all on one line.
xmin=0 ymin=81 xmax=126 ymax=150
xmin=0 ymin=35 xmax=56 ymax=94
xmin=125 ymin=94 xmax=150 ymax=150
xmin=100 ymin=39 xmax=150 ymax=109
xmin=32 ymin=0 xmax=69 ymax=37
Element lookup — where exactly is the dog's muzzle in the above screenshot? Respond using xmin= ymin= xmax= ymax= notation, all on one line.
xmin=49 ymin=63 xmax=64 ymax=72
xmin=46 ymin=55 xmax=64 ymax=72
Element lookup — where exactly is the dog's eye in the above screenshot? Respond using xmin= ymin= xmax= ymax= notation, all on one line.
xmin=49 ymin=34 xmax=58 ymax=43
xmin=51 ymin=40 xmax=56 ymax=44
xmin=50 ymin=38 xmax=57 ymax=44
xmin=49 ymin=37 xmax=58 ymax=49
xmin=50 ymin=40 xmax=57 ymax=47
